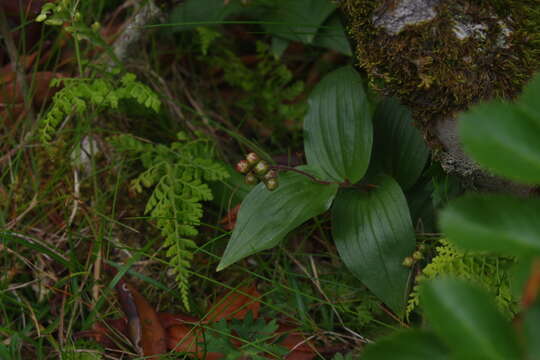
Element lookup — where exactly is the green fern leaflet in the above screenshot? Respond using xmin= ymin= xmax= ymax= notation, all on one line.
xmin=110 ymin=133 xmax=229 ymax=309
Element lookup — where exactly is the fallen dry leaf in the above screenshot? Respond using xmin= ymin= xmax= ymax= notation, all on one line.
xmin=81 ymin=270 xmax=322 ymax=359
xmin=219 ymin=204 xmax=240 ymax=231
xmin=0 ymin=71 xmax=63 ymax=122
xmin=206 ymin=285 xmax=261 ymax=322
xmin=115 ymin=279 xmax=167 ymax=358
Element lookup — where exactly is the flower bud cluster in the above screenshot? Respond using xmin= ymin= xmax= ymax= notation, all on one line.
xmin=235 ymin=152 xmax=278 ymax=191
xmin=402 ymin=243 xmax=427 ymax=268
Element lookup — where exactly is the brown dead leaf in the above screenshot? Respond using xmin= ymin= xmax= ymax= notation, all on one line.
xmin=206 ymin=285 xmax=261 ymax=322
xmin=219 ymin=204 xmax=240 ymax=231
xmin=115 ymin=280 xmax=167 ymax=358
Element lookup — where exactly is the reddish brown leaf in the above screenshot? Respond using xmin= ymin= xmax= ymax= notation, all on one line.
xmin=0 ymin=71 xmax=63 ymax=106
xmin=0 ymin=53 xmax=39 ymax=85
xmin=277 ymin=324 xmax=317 ymax=360
xmin=219 ymin=204 xmax=240 ymax=231
xmin=115 ymin=280 xmax=167 ymax=358
xmin=206 ymin=285 xmax=261 ymax=322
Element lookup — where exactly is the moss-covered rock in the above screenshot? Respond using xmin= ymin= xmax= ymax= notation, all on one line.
xmin=340 ymin=0 xmax=539 ymax=190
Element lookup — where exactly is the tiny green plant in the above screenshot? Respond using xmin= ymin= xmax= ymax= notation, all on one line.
xmin=202 ymin=313 xmax=288 ymax=359
xmin=219 ymin=65 xmax=430 ymax=316
xmin=361 ymin=72 xmax=540 ymax=359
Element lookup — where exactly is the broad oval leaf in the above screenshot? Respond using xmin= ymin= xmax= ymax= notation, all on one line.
xmin=312 ymin=13 xmax=352 ymax=56
xmin=304 ymin=66 xmax=373 ymax=183
xmin=169 ymin=0 xmax=244 ymax=32
xmin=371 ymin=97 xmax=429 ymax=190
xmin=440 ymin=194 xmax=540 ymax=256
xmin=262 ymin=0 xmax=336 ymax=44
xmin=459 ymin=73 xmax=540 ymax=185
xmin=420 ymin=277 xmax=521 ymax=360
xmin=332 ymin=175 xmax=415 ymax=315
xmin=217 ymin=169 xmax=338 ymax=271
xmin=362 ymin=330 xmax=449 ymax=360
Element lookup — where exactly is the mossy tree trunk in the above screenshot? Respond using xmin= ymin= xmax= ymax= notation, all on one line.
xmin=340 ymin=0 xmax=539 ymax=193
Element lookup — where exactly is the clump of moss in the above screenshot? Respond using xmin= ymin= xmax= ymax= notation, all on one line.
xmin=340 ymin=0 xmax=540 ymax=143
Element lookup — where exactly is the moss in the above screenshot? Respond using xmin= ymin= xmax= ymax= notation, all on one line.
xmin=340 ymin=0 xmax=540 ymax=143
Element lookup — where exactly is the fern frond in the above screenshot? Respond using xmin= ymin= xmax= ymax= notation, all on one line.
xmin=40 ymin=73 xmax=160 ymax=143
xmin=110 ymin=134 xmax=229 ymax=309
xmin=406 ymin=239 xmax=517 ymax=318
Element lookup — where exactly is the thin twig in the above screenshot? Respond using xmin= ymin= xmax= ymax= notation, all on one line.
xmin=108 ymin=0 xmax=163 ymax=65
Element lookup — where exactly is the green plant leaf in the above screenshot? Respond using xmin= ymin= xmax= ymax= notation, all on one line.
xmin=217 ymin=169 xmax=338 ymax=271
xmin=440 ymin=194 xmax=540 ymax=256
xmin=362 ymin=330 xmax=449 ymax=360
xmin=304 ymin=66 xmax=373 ymax=183
xmin=420 ymin=277 xmax=521 ymax=360
xmin=524 ymin=301 xmax=540 ymax=357
xmin=312 ymin=13 xmax=352 ymax=56
xmin=459 ymin=74 xmax=540 ymax=185
xmin=168 ymin=0 xmax=244 ymax=32
xmin=332 ymin=175 xmax=415 ymax=315
xmin=262 ymin=0 xmax=336 ymax=44
xmin=371 ymin=97 xmax=429 ymax=190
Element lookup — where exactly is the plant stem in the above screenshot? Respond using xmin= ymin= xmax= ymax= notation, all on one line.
xmin=270 ymin=165 xmax=377 ymax=191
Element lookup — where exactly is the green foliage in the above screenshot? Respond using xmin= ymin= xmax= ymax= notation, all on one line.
xmin=217 ymin=167 xmax=339 ymax=270
xmin=332 ymin=175 xmax=415 ymax=315
xmin=204 ymin=313 xmax=288 ymax=359
xmin=219 ymin=66 xmax=428 ymax=315
xmin=459 ymin=73 xmax=540 ymax=185
xmin=208 ymin=41 xmax=306 ymax=130
xmin=407 ymin=240 xmax=516 ymax=318
xmin=36 ymin=0 xmax=109 ymax=51
xmin=109 ymin=133 xmax=229 ymax=309
xmin=169 ymin=0 xmax=351 ymax=55
xmin=363 ymin=64 xmax=540 ymax=359
xmin=40 ymin=73 xmax=160 ymax=142
xmin=304 ymin=65 xmax=373 ymax=183
xmin=420 ymin=278 xmax=522 ymax=360
xmin=196 ymin=26 xmax=222 ymax=55
xmin=362 ymin=331 xmax=448 ymax=360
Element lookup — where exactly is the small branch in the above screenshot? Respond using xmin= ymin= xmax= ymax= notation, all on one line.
xmin=110 ymin=0 xmax=163 ymax=64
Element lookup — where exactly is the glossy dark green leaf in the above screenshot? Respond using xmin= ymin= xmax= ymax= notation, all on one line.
xmin=332 ymin=175 xmax=415 ymax=314
xmin=312 ymin=13 xmax=352 ymax=56
xmin=372 ymin=97 xmax=429 ymax=190
xmin=459 ymin=74 xmax=540 ymax=185
xmin=420 ymin=277 xmax=521 ymax=360
xmin=217 ymin=169 xmax=338 ymax=271
xmin=304 ymin=66 xmax=373 ymax=183
xmin=262 ymin=0 xmax=336 ymax=44
xmin=362 ymin=330 xmax=449 ymax=360
xmin=440 ymin=194 xmax=540 ymax=256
